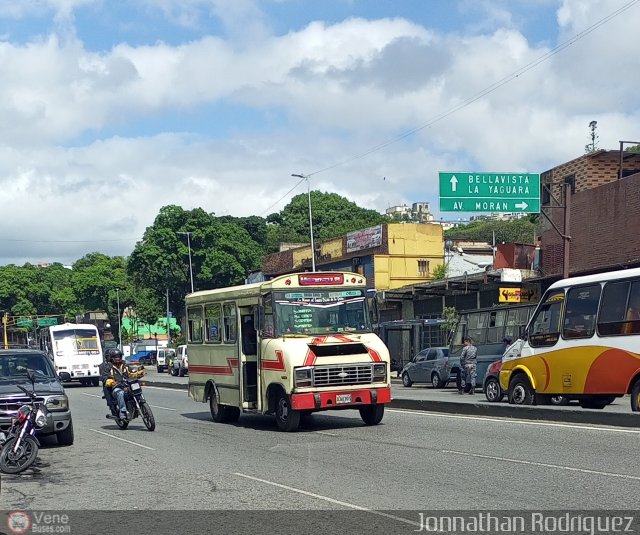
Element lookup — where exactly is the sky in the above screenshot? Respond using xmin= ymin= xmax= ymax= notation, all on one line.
xmin=1 ymin=0 xmax=639 ymax=266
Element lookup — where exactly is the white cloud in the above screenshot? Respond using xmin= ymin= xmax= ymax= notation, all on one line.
xmin=1 ymin=1 xmax=640 ymax=264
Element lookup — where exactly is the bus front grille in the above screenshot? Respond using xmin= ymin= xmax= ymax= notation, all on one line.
xmin=312 ymin=365 xmax=373 ymax=387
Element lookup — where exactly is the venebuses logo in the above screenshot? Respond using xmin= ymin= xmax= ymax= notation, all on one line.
xmin=6 ymin=511 xmax=30 ymax=535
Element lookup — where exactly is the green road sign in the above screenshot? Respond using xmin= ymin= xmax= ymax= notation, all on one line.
xmin=439 ymin=172 xmax=541 ymax=213
xmin=37 ymin=317 xmax=58 ymax=327
xmin=16 ymin=317 xmax=33 ymax=328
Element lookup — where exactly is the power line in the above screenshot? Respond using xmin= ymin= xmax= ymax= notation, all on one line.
xmin=305 ymin=0 xmax=640 ymax=177
xmin=259 ymin=175 xmax=307 ymax=216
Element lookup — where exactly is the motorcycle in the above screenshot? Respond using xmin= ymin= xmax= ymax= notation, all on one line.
xmin=104 ymin=372 xmax=155 ymax=431
xmin=0 ymin=371 xmax=49 ymax=474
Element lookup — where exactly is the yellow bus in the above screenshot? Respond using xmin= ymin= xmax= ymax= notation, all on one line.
xmin=500 ymin=267 xmax=640 ymax=411
xmin=186 ymin=272 xmax=391 ymax=431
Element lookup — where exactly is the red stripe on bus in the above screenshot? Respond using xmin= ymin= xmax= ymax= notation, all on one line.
xmin=303 ymin=348 xmax=317 ymax=366
xmin=262 ymin=350 xmax=286 ymax=371
xmin=190 ymin=358 xmax=238 ymax=376
xmin=367 ymin=348 xmax=382 ymax=362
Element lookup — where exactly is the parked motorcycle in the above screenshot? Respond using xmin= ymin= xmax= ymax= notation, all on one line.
xmin=104 ymin=373 xmax=155 ymax=431
xmin=0 ymin=372 xmax=49 ymax=474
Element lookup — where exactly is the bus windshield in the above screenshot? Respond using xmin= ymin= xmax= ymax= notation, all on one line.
xmin=273 ymin=289 xmax=371 ymax=336
xmin=52 ymin=329 xmax=101 ymax=356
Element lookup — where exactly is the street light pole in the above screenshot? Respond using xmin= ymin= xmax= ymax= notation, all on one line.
xmin=291 ymin=173 xmax=315 ymax=271
xmin=178 ymin=231 xmax=195 ymax=293
xmin=116 ymin=288 xmax=122 ymax=349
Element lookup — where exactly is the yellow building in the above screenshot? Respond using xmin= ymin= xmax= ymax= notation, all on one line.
xmin=262 ymin=223 xmax=444 ymax=290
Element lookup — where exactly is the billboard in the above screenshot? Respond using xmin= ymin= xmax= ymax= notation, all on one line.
xmin=346 ymin=225 xmax=383 ymax=253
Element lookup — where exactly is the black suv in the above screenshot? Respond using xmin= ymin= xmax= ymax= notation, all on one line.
xmin=0 ymin=350 xmax=74 ymax=445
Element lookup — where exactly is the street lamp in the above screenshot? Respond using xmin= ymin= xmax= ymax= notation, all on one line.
xmin=115 ymin=288 xmax=122 ymax=350
xmin=178 ymin=231 xmax=195 ymax=293
xmin=291 ymin=173 xmax=315 ymax=271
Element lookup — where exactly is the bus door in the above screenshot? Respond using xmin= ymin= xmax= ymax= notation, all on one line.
xmin=239 ymin=307 xmax=258 ymax=406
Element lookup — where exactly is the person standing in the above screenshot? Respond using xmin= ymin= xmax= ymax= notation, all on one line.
xmin=460 ymin=337 xmax=478 ymax=395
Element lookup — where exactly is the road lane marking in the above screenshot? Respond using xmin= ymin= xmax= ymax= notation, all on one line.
xmin=387 ymin=408 xmax=640 ymax=435
xmin=81 ymin=392 xmax=176 ymax=411
xmin=89 ymin=429 xmax=155 ymax=450
xmin=234 ymin=472 xmax=419 ymax=527
xmin=442 ymin=450 xmax=640 ymax=481
xmin=143 ymin=386 xmax=188 ymax=393
xmin=315 ymin=431 xmax=338 ymax=436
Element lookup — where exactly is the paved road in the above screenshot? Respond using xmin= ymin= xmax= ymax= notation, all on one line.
xmin=2 ymin=382 xmax=639 ymax=520
xmin=142 ymin=368 xmax=636 ymax=415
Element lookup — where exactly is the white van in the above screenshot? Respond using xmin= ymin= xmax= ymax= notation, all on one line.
xmin=156 ymin=348 xmax=176 ymax=373
xmin=177 ymin=345 xmax=188 ymax=376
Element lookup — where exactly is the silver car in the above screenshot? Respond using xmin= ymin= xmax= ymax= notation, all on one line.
xmin=401 ymin=347 xmax=457 ymax=388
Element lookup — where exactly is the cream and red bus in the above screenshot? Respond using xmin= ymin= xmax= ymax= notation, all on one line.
xmin=500 ymin=267 xmax=640 ymax=411
xmin=186 ymin=272 xmax=391 ymax=431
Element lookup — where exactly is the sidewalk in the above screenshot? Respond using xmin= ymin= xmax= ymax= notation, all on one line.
xmin=140 ymin=369 xmax=640 ymax=428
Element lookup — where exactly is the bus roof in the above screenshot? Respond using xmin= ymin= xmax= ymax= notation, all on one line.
xmin=548 ymin=267 xmax=640 ymax=291
xmin=186 ymin=271 xmax=367 ymax=305
xmin=49 ymin=323 xmax=100 ymax=332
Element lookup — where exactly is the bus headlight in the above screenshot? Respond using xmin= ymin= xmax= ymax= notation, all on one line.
xmin=295 ymin=367 xmax=313 ymax=388
xmin=373 ymin=363 xmax=386 ymax=382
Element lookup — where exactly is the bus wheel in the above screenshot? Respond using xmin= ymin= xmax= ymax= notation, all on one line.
xmin=360 ymin=405 xmax=384 ymax=425
xmin=508 ymin=375 xmax=535 ymax=405
xmin=631 ymin=380 xmax=640 ymax=412
xmin=209 ymin=391 xmax=238 ymax=423
xmin=275 ymin=392 xmax=300 ymax=432
xmin=91 ymin=377 xmax=99 ymax=387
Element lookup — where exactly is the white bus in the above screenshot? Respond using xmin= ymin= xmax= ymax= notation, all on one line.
xmin=48 ymin=323 xmax=104 ymax=386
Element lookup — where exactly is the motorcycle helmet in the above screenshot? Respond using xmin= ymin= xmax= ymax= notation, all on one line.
xmin=110 ymin=349 xmax=124 ymax=361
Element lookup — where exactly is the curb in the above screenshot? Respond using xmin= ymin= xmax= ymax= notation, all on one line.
xmin=141 ymin=379 xmax=640 ymax=428
xmin=141 ymin=380 xmax=188 ymax=391
xmin=388 ymin=398 xmax=640 ymax=428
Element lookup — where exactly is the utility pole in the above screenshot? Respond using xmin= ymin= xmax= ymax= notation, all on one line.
xmin=291 ymin=173 xmax=316 ymax=271
xmin=178 ymin=232 xmax=195 ymax=293
xmin=166 ymin=287 xmax=171 ymax=345
xmin=2 ymin=312 xmax=7 ymax=349
xmin=116 ymin=288 xmax=122 ymax=349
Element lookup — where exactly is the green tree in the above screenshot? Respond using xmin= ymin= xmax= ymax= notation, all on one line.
xmin=128 ymin=205 xmax=264 ymax=324
xmin=445 ymin=218 xmax=538 ymax=245
xmin=432 ymin=264 xmax=448 ymax=280
xmin=267 ymin=191 xmax=388 ymax=251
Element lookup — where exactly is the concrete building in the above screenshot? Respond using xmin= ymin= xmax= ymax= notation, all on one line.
xmin=262 ymin=223 xmax=444 ymax=291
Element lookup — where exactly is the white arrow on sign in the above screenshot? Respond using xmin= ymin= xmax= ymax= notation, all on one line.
xmin=515 ymin=201 xmax=528 ymax=210
xmin=450 ymin=175 xmax=458 ymax=192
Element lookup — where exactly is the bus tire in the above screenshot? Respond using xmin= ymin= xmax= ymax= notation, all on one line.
xmin=275 ymin=391 xmax=300 ymax=432
xmin=360 ymin=404 xmax=384 ymax=425
xmin=631 ymin=379 xmax=640 ymax=412
xmin=508 ymin=375 xmax=535 ymax=405
xmin=91 ymin=377 xmax=99 ymax=387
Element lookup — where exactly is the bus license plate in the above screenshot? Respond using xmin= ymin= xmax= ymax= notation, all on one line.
xmin=336 ymin=394 xmax=352 ymax=404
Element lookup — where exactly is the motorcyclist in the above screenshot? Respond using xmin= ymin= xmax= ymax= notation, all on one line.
xmin=100 ymin=349 xmax=144 ymax=420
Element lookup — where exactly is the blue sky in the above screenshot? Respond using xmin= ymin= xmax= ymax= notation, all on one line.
xmin=0 ymin=0 xmax=638 ymax=265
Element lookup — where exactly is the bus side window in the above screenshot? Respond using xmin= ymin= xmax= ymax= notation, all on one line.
xmin=623 ymin=282 xmax=640 ymax=334
xmin=223 ymin=303 xmax=237 ymax=343
xmin=529 ymin=292 xmax=564 ymax=347
xmin=598 ymin=281 xmax=631 ymax=336
xmin=562 ymin=284 xmax=601 ymax=339
xmin=188 ymin=306 xmax=203 ymax=343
